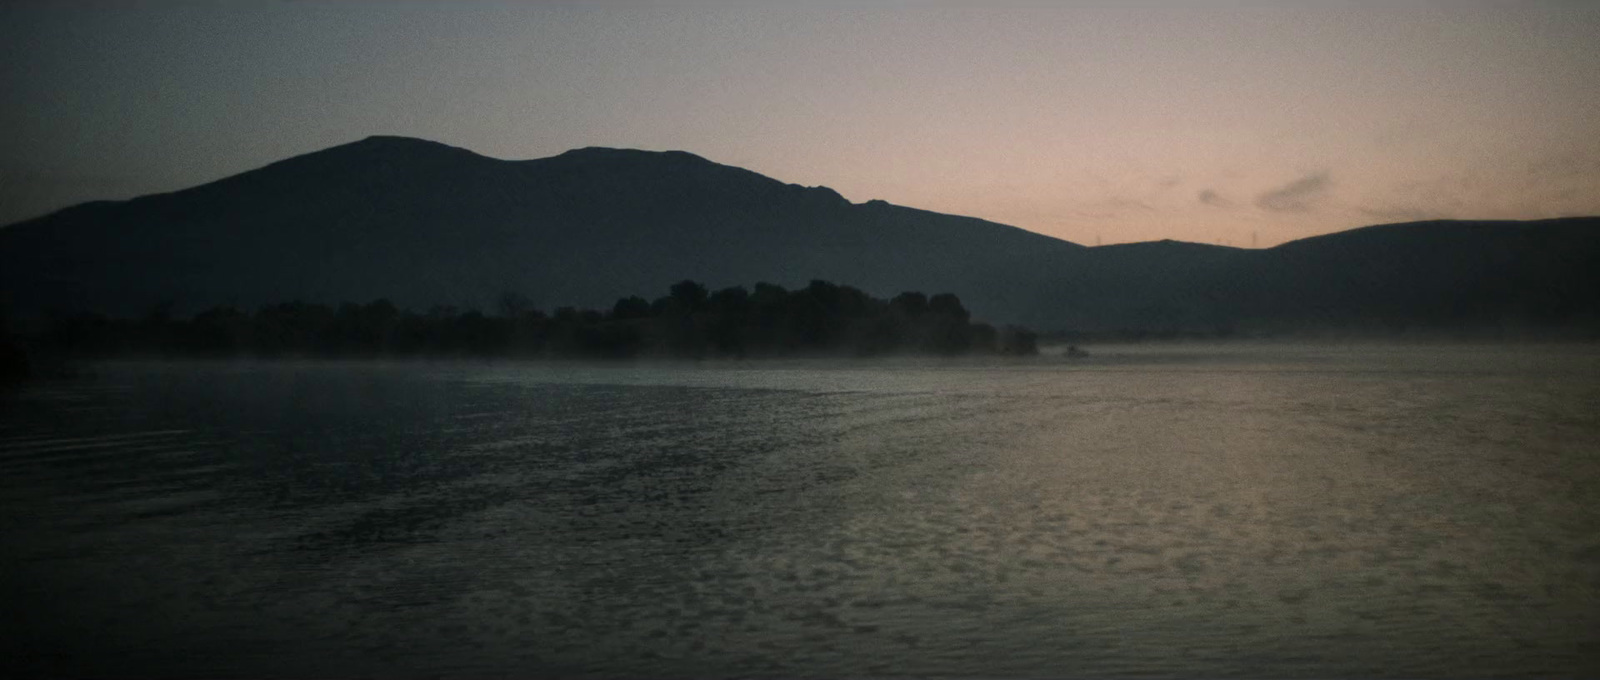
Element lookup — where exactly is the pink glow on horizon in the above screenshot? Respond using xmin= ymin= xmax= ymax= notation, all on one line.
xmin=2 ymin=1 xmax=1597 ymax=246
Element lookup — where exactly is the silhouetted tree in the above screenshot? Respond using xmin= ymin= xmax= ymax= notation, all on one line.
xmin=498 ymin=291 xmax=534 ymax=318
xmin=707 ymin=286 xmax=750 ymax=316
xmin=0 ymin=306 xmax=32 ymax=383
xmin=929 ymin=293 xmax=970 ymax=324
xmin=669 ymin=279 xmax=709 ymax=312
xmin=188 ymin=306 xmax=249 ymax=354
xmin=14 ymin=279 xmax=1037 ymax=360
xmin=890 ymin=291 xmax=929 ymax=319
xmin=706 ymin=286 xmax=751 ymax=355
xmin=612 ymin=296 xmax=651 ymax=320
xmin=552 ymin=306 xmax=581 ymax=324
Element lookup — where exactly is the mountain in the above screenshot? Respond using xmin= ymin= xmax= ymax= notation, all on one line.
xmin=2 ymin=136 xmax=1597 ymax=335
xmin=1035 ymin=219 xmax=1600 ymax=334
xmin=0 ymin=136 xmax=1082 ymax=326
xmin=1233 ymin=219 xmax=1600 ymax=333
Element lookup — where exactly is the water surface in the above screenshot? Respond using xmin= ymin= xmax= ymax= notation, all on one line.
xmin=2 ymin=344 xmax=1598 ymax=677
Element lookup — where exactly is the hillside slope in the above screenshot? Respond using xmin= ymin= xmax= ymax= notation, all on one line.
xmin=2 ymin=136 xmax=1596 ymax=334
xmin=0 ymin=136 xmax=1083 ymax=325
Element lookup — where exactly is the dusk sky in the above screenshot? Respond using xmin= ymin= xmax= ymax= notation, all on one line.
xmin=3 ymin=0 xmax=1597 ymax=246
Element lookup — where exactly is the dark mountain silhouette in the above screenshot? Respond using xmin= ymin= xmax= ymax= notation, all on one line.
xmin=1037 ymin=219 xmax=1600 ymax=334
xmin=2 ymin=136 xmax=1596 ymax=335
xmin=0 ymin=136 xmax=1080 ymax=326
xmin=1233 ymin=219 xmax=1600 ymax=333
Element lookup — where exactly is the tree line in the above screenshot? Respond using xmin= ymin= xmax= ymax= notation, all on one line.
xmin=15 ymin=279 xmax=1037 ymax=364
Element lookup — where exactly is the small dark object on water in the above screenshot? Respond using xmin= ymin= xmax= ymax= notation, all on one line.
xmin=1065 ymin=345 xmax=1090 ymax=359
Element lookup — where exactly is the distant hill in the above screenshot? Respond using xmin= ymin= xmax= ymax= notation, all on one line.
xmin=2 ymin=136 xmax=1596 ymax=335
xmin=0 ymin=137 xmax=1081 ymax=326
xmin=1234 ymin=219 xmax=1600 ymax=333
xmin=1052 ymin=219 xmax=1600 ymax=335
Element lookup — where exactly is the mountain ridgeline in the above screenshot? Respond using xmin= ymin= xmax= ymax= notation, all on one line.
xmin=2 ymin=136 xmax=1597 ymax=337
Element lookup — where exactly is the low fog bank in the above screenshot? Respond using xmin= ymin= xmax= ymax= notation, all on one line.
xmin=1038 ymin=337 xmax=1600 ymax=374
xmin=19 ymin=338 xmax=1598 ymax=388
xmin=1043 ymin=323 xmax=1600 ymax=346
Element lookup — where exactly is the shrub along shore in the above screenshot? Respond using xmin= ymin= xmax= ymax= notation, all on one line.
xmin=7 ymin=279 xmax=1037 ymax=370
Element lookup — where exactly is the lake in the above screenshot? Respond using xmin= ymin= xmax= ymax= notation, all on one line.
xmin=2 ymin=344 xmax=1598 ymax=677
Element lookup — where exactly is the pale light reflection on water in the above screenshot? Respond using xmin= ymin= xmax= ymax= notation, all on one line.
xmin=1 ymin=345 xmax=1598 ymax=677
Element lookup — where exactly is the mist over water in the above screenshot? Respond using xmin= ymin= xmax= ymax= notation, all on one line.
xmin=2 ymin=345 xmax=1598 ymax=677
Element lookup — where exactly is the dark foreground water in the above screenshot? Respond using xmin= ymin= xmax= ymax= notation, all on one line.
xmin=2 ymin=344 xmax=1598 ymax=678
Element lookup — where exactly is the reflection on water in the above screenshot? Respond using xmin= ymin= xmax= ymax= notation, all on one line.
xmin=2 ymin=346 xmax=1598 ymax=677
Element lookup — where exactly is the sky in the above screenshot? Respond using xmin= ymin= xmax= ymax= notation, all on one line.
xmin=2 ymin=0 xmax=1598 ymax=247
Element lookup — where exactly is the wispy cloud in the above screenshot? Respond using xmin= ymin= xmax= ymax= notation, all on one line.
xmin=1197 ymin=189 xmax=1232 ymax=208
xmin=1067 ymin=195 xmax=1156 ymax=220
xmin=1256 ymin=171 xmax=1331 ymax=213
xmin=1103 ymin=196 xmax=1154 ymax=211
